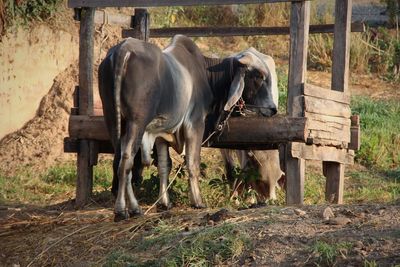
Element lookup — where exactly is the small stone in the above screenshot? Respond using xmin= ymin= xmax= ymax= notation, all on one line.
xmin=323 ymin=207 xmax=335 ymax=220
xmin=378 ymin=209 xmax=385 ymax=215
xmin=354 ymin=240 xmax=364 ymax=249
xmin=207 ymin=220 xmax=215 ymax=226
xmin=294 ymin=208 xmax=306 ymax=216
xmin=327 ymin=216 xmax=351 ymax=225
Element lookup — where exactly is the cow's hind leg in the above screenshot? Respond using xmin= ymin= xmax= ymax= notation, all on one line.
xmin=156 ymin=138 xmax=172 ymax=210
xmin=126 ymin=171 xmax=142 ymax=217
xmin=111 ymin=145 xmax=121 ymax=197
xmin=114 ymin=123 xmax=142 ymax=222
xmin=112 ymin=147 xmax=142 ymax=198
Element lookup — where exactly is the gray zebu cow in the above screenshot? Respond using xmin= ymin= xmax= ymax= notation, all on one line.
xmin=220 ymin=50 xmax=284 ymax=203
xmin=221 ymin=149 xmax=284 ymax=202
xmin=99 ymin=35 xmax=277 ymax=221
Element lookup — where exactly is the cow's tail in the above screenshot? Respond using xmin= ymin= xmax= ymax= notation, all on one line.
xmin=113 ymin=48 xmax=131 ymax=144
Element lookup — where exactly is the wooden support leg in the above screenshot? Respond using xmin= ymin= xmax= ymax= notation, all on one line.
xmin=323 ymin=161 xmax=345 ymax=204
xmin=285 ymin=144 xmax=305 ymax=205
xmin=76 ymin=139 xmax=94 ymax=207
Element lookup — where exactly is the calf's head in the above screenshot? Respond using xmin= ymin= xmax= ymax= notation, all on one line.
xmin=224 ymin=48 xmax=278 ymax=117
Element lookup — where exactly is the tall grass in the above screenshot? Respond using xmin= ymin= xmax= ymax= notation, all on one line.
xmin=352 ymin=96 xmax=400 ymax=171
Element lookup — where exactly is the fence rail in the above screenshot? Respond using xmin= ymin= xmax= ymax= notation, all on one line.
xmin=69 ymin=0 xmax=303 ymax=8
xmin=122 ymin=23 xmax=364 ymax=38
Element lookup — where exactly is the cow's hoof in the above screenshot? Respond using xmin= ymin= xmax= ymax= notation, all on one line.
xmin=157 ymin=202 xmax=172 ymax=212
xmin=114 ymin=211 xmax=129 ymax=222
xmin=191 ymin=203 xmax=207 ymax=209
xmin=128 ymin=208 xmax=143 ymax=218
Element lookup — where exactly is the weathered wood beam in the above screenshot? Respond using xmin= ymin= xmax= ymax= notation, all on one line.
xmin=323 ymin=161 xmax=345 ymax=204
xmin=290 ymin=143 xmax=354 ymax=164
xmin=78 ymin=8 xmax=95 ymax=116
xmin=122 ymin=22 xmax=364 ymax=38
xmin=285 ymin=1 xmax=310 ymax=205
xmin=93 ymin=10 xmax=132 ymax=27
xmin=301 ymin=95 xmax=351 ymax=118
xmin=332 ymin=0 xmax=352 ymax=92
xmin=302 ymin=83 xmax=351 ymax=104
xmin=69 ymin=115 xmax=109 ymax=140
xmin=68 ymin=115 xmax=308 ymax=146
xmin=76 ymin=7 xmax=96 ymax=208
xmin=68 ymin=0 xmax=302 ymax=8
xmin=349 ymin=114 xmax=361 ymax=150
xmin=210 ymin=116 xmax=308 ymax=148
xmin=132 ymin=8 xmax=150 ymax=41
xmin=64 ymin=137 xmax=114 ymax=153
xmin=323 ymin=0 xmax=353 ymax=205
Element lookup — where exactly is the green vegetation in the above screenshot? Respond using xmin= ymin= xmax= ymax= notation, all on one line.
xmin=1 ymin=0 xmax=64 ymax=35
xmin=309 ymin=240 xmax=352 ymax=266
xmin=352 ymin=96 xmax=400 ymax=170
xmin=104 ymin=222 xmax=250 ymax=267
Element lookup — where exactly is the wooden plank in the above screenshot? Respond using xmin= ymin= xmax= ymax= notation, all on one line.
xmin=132 ymin=8 xmax=149 ymax=41
xmin=302 ymin=95 xmax=351 ymax=118
xmin=287 ymin=2 xmax=310 ymax=117
xmin=332 ymin=0 xmax=352 ymax=92
xmin=323 ymin=162 xmax=345 ymax=204
xmin=306 ymin=138 xmax=348 ymax=148
xmin=78 ymin=7 xmax=95 ymax=116
xmin=308 ymin=130 xmax=350 ymax=145
xmin=303 ymin=83 xmax=351 ymax=104
xmin=349 ymin=115 xmax=361 ymax=151
xmin=285 ymin=1 xmax=310 ymax=206
xmin=285 ymin=144 xmax=305 ymax=205
xmin=304 ymin=112 xmax=351 ymax=127
xmin=215 ymin=116 xmax=308 ymax=145
xmin=307 ymin=118 xmax=350 ymax=139
xmin=64 ymin=137 xmax=114 ymax=153
xmin=69 ymin=115 xmax=109 ymax=140
xmin=69 ymin=0 xmax=302 ymax=8
xmin=69 ymin=115 xmax=308 ymax=144
xmin=290 ymin=142 xmax=354 ymax=164
xmin=94 ymin=10 xmax=132 ymax=27
xmin=76 ymin=140 xmax=93 ymax=207
xmin=76 ymin=7 xmax=96 ymax=208
xmin=307 ymin=118 xmax=350 ymax=132
xmin=350 ymin=114 xmax=360 ymax=126
xmin=122 ymin=22 xmax=365 ymax=38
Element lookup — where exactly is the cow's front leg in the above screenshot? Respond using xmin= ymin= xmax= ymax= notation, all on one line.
xmin=155 ymin=138 xmax=172 ymax=210
xmin=184 ymin=125 xmax=206 ymax=209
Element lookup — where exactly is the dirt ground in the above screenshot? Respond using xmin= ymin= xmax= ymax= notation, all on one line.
xmin=1 ymin=5 xmax=399 ymax=265
xmin=0 ymin=200 xmax=399 ymax=266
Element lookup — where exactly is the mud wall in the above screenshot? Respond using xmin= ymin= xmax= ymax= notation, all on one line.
xmin=0 ymin=25 xmax=79 ymax=140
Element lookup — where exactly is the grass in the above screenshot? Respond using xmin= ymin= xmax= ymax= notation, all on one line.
xmin=309 ymin=240 xmax=352 ymax=266
xmin=351 ymin=96 xmax=400 ymax=171
xmin=104 ymin=222 xmax=250 ymax=266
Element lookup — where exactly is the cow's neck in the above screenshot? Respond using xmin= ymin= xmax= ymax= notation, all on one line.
xmin=204 ymin=56 xmax=239 ymax=98
xmin=202 ymin=56 xmax=240 ymax=141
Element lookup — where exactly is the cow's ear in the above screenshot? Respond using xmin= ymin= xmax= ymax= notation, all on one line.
xmin=224 ymin=69 xmax=245 ymax=111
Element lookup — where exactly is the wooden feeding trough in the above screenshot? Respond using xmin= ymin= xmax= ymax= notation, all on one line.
xmin=65 ymin=0 xmax=361 ymax=207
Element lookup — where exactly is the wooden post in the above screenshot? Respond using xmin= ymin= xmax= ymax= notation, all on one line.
xmin=132 ymin=8 xmax=149 ymax=41
xmin=323 ymin=161 xmax=344 ymax=203
xmin=285 ymin=1 xmax=310 ymax=205
xmin=76 ymin=7 xmax=95 ymax=208
xmin=323 ymin=0 xmax=352 ymax=204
